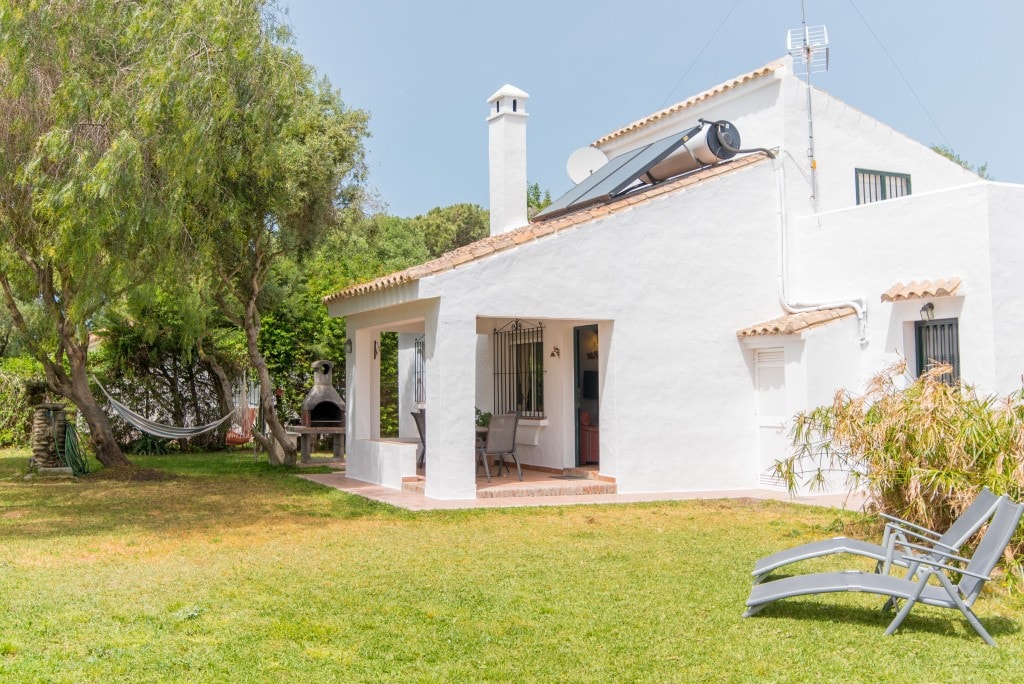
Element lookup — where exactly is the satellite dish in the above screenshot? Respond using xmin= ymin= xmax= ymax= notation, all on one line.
xmin=566 ymin=146 xmax=608 ymax=184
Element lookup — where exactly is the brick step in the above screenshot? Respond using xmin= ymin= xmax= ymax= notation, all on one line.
xmin=477 ymin=480 xmax=617 ymax=498
xmin=560 ymin=467 xmax=615 ymax=482
xmin=401 ymin=473 xmax=617 ymax=498
xmin=401 ymin=476 xmax=425 ymax=495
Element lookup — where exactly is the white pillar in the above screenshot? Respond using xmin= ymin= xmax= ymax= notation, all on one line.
xmin=349 ymin=326 xmax=380 ymax=441
xmin=424 ymin=302 xmax=478 ymax=499
xmin=487 ymin=84 xmax=529 ymax=236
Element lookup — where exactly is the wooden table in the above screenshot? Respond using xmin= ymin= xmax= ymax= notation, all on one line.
xmin=289 ymin=426 xmax=345 ymax=462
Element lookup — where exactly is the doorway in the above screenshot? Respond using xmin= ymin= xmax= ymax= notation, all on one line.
xmin=574 ymin=325 xmax=599 ymax=467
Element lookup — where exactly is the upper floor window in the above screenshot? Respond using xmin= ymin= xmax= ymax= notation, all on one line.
xmin=856 ymin=168 xmax=911 ymax=205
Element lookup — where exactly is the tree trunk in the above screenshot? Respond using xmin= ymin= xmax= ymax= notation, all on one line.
xmin=242 ymin=293 xmax=296 ymax=466
xmin=63 ymin=343 xmax=132 ymax=469
xmin=1 ymin=271 xmax=131 ymax=469
xmin=197 ymin=336 xmax=235 ymax=448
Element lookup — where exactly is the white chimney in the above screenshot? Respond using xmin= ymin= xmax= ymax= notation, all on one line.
xmin=487 ymin=84 xmax=529 ymax=235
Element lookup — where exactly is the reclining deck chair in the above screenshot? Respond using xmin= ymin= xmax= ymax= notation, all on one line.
xmin=744 ymin=497 xmax=1024 ymax=646
xmin=751 ymin=487 xmax=1001 ymax=584
xmin=477 ymin=412 xmax=522 ymax=481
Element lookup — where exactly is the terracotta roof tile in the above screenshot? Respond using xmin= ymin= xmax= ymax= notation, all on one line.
xmin=881 ymin=277 xmax=962 ymax=302
xmin=593 ymin=60 xmax=786 ymax=146
xmin=736 ymin=307 xmax=858 ymax=339
xmin=323 ymin=153 xmax=771 ymax=304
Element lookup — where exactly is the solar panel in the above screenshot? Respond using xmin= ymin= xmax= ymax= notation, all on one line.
xmin=536 ymin=124 xmax=702 ymax=221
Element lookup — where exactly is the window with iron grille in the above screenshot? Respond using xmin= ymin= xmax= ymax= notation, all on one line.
xmin=493 ymin=320 xmax=544 ymax=417
xmin=915 ymin=317 xmax=960 ymax=384
xmin=413 ymin=335 xmax=426 ymax=403
xmin=855 ymin=168 xmax=911 ymax=205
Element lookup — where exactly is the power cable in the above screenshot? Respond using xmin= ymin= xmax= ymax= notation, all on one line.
xmin=659 ymin=0 xmax=744 ymax=109
xmin=846 ymin=0 xmax=950 ymax=147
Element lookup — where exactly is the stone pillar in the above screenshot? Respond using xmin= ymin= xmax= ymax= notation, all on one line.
xmin=30 ymin=403 xmax=67 ymax=468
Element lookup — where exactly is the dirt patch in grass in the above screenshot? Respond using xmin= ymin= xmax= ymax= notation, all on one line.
xmin=86 ymin=466 xmax=176 ymax=482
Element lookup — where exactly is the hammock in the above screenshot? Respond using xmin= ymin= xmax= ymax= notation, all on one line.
xmin=95 ymin=378 xmax=237 ymax=440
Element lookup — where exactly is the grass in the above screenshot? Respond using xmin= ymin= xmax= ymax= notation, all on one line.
xmin=2 ymin=448 xmax=1024 ymax=682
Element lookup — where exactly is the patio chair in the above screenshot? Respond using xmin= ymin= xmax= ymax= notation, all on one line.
xmin=743 ymin=497 xmax=1024 ymax=646
xmin=478 ymin=412 xmax=522 ymax=481
xmin=751 ymin=487 xmax=1002 ymax=584
xmin=411 ymin=410 xmax=426 ymax=469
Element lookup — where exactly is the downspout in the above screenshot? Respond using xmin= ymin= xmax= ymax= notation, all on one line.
xmin=773 ymin=154 xmax=868 ymax=344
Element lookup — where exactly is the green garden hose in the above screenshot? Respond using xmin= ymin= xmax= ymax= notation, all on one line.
xmin=50 ymin=412 xmax=89 ymax=476
xmin=62 ymin=423 xmax=89 ymax=476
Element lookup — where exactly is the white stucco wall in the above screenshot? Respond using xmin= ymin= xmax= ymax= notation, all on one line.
xmin=790 ymin=183 xmax=1001 ymax=393
xmin=329 ymin=60 xmax=1023 ymax=499
xmin=986 ymin=183 xmax=1024 ymax=391
xmin=413 ymin=162 xmax=782 ymax=493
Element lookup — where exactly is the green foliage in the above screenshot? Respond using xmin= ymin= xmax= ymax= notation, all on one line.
xmin=780 ymin=360 xmax=1024 ymax=577
xmin=257 ymin=257 xmax=348 ymax=420
xmin=931 ymin=144 xmax=991 ymax=179
xmin=410 ymin=203 xmax=489 ymax=257
xmin=0 ymin=356 xmax=44 ymax=447
xmin=475 ymin=408 xmax=492 ymax=427
xmin=309 ymin=212 xmax=430 ymax=296
xmin=90 ymin=304 xmax=241 ymax=450
xmin=378 ymin=332 xmax=399 ymax=437
xmin=527 ymin=181 xmax=552 ymax=219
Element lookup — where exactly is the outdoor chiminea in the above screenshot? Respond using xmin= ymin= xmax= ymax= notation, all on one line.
xmin=295 ymin=360 xmax=346 ymax=462
xmin=300 ymin=360 xmax=345 ymax=427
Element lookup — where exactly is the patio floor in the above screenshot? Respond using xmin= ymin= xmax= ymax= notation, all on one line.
xmin=298 ymin=464 xmax=868 ymax=512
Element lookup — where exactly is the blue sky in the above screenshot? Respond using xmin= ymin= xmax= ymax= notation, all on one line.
xmin=286 ymin=1 xmax=1023 ymax=218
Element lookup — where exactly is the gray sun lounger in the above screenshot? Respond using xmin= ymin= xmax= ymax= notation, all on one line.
xmin=744 ymin=497 xmax=1024 ymax=645
xmin=752 ymin=487 xmax=1001 ymax=583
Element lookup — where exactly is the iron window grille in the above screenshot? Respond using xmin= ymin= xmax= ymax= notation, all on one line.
xmin=413 ymin=335 xmax=426 ymax=404
xmin=493 ymin=319 xmax=544 ymax=418
xmin=855 ymin=168 xmax=911 ymax=205
xmin=915 ymin=317 xmax=960 ymax=384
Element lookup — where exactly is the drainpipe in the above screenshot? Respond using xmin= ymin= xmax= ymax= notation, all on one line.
xmin=773 ymin=154 xmax=867 ymax=344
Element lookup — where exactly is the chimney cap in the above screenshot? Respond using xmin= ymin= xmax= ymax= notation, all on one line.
xmin=487 ymin=84 xmax=529 ymax=104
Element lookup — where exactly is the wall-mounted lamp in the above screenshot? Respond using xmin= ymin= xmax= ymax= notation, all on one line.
xmin=920 ymin=302 xmax=935 ymax=321
xmin=550 ymin=346 xmax=560 ymax=358
xmin=344 ymin=339 xmax=353 ymax=354
xmin=373 ymin=339 xmax=380 ymax=359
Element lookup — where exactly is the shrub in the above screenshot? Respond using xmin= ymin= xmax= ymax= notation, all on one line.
xmin=0 ymin=356 xmax=46 ymax=447
xmin=778 ymin=360 xmax=1024 ymax=578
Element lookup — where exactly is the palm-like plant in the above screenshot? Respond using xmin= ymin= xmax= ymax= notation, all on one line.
xmin=778 ymin=359 xmax=1024 ymax=577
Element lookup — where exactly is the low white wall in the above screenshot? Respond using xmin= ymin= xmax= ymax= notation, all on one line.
xmin=346 ymin=438 xmax=418 ymax=490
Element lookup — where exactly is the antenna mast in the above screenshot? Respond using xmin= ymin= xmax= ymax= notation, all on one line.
xmin=787 ymin=1 xmax=829 ymax=209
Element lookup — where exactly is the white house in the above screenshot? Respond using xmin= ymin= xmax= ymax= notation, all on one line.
xmin=324 ymin=56 xmax=1024 ymax=501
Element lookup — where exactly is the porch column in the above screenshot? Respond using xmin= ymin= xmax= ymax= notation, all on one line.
xmin=397 ymin=332 xmax=419 ymax=439
xmin=424 ymin=303 xmax=477 ymax=499
xmin=348 ymin=326 xmax=381 ymax=441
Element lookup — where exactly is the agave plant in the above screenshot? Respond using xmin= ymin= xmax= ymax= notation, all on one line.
xmin=776 ymin=359 xmax=1024 ymax=577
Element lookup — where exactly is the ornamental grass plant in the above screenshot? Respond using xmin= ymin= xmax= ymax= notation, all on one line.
xmin=778 ymin=360 xmax=1024 ymax=578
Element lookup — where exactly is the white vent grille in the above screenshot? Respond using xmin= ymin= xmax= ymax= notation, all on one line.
xmin=755 ymin=349 xmax=785 ymax=366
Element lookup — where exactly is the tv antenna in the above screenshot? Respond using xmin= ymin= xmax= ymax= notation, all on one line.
xmin=787 ymin=1 xmax=829 ymax=209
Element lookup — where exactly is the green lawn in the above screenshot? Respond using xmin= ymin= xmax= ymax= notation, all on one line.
xmin=2 ymin=449 xmax=1023 ymax=682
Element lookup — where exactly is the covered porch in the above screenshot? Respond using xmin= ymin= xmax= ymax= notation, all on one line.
xmin=336 ymin=295 xmax=614 ymax=501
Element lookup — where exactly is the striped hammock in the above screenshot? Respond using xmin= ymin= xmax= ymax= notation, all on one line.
xmin=95 ymin=379 xmax=236 ymax=440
